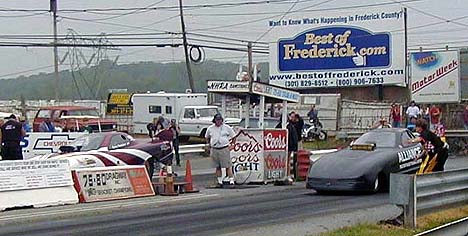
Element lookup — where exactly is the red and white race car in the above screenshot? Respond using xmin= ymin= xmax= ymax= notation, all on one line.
xmin=34 ymin=131 xmax=173 ymax=176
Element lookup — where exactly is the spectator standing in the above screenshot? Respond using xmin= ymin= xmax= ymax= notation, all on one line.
xmin=463 ymin=104 xmax=468 ymax=130
xmin=405 ymin=100 xmax=420 ymax=125
xmin=429 ymin=105 xmax=441 ymax=131
xmin=292 ymin=113 xmax=304 ymax=150
xmin=389 ymin=103 xmax=401 ymax=128
xmin=0 ymin=114 xmax=26 ymax=160
xmin=205 ymin=113 xmax=235 ymax=187
xmin=407 ymin=116 xmax=417 ymax=132
xmin=169 ymin=119 xmax=181 ymax=167
xmin=422 ymin=104 xmax=430 ymax=124
xmin=372 ymin=117 xmax=392 ymax=129
xmin=39 ymin=116 xmax=55 ymax=132
xmin=21 ymin=118 xmax=32 ymax=132
xmin=306 ymin=105 xmax=319 ymax=123
xmin=286 ymin=113 xmax=299 ymax=154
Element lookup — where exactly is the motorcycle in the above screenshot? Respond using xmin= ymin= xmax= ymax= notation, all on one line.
xmin=302 ymin=119 xmax=327 ymax=141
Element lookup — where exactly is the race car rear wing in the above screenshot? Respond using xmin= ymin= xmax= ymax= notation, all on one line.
xmin=350 ymin=143 xmax=376 ymax=151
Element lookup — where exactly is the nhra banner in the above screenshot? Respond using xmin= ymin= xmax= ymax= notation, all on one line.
xmin=410 ymin=50 xmax=460 ymax=103
xmin=268 ymin=5 xmax=405 ymax=89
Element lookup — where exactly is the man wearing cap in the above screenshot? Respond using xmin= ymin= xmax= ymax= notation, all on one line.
xmin=205 ymin=113 xmax=235 ymax=187
xmin=0 ymin=114 xmax=26 ymax=160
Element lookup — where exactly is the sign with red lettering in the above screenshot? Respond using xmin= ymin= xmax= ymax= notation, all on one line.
xmin=263 ymin=130 xmax=287 ymax=151
xmin=410 ymin=50 xmax=460 ymax=103
xmin=230 ymin=130 xmax=263 ymax=183
xmin=229 ymin=129 xmax=288 ymax=183
xmin=72 ymin=166 xmax=154 ymax=203
xmin=264 ymin=152 xmax=287 ymax=180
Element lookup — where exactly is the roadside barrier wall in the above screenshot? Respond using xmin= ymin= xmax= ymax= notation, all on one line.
xmin=0 ymin=159 xmax=78 ymax=210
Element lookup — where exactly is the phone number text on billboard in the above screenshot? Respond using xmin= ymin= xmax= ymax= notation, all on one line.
xmin=269 ymin=68 xmax=404 ymax=88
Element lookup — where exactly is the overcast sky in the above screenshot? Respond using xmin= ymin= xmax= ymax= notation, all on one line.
xmin=0 ymin=0 xmax=467 ymax=79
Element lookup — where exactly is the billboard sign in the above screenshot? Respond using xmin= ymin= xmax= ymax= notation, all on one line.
xmin=106 ymin=93 xmax=133 ymax=115
xmin=410 ymin=50 xmax=460 ymax=103
xmin=268 ymin=5 xmax=405 ymax=89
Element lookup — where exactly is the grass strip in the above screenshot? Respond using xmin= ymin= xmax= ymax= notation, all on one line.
xmin=317 ymin=205 xmax=468 ymax=236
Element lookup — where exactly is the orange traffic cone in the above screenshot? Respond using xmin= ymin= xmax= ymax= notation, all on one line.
xmin=159 ymin=165 xmax=179 ymax=196
xmin=184 ymin=160 xmax=199 ymax=193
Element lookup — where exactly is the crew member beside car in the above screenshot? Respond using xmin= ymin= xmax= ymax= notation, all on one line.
xmin=0 ymin=114 xmax=26 ymax=160
xmin=409 ymin=119 xmax=449 ymax=173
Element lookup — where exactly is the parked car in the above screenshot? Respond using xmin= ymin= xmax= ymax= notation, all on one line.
xmin=33 ymin=106 xmax=117 ymax=132
xmin=34 ymin=131 xmax=173 ymax=177
xmin=306 ymin=128 xmax=423 ymax=193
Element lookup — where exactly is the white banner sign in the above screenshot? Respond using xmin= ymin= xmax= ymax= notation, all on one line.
xmin=207 ymin=81 xmax=250 ymax=93
xmin=73 ymin=166 xmax=154 ymax=202
xmin=252 ymin=82 xmax=300 ymax=103
xmin=410 ymin=50 xmax=460 ymax=103
xmin=0 ymin=159 xmax=73 ymax=192
xmin=21 ymin=132 xmax=86 ymax=159
xmin=268 ymin=5 xmax=405 ymax=89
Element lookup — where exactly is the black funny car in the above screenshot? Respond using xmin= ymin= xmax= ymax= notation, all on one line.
xmin=306 ymin=128 xmax=423 ymax=193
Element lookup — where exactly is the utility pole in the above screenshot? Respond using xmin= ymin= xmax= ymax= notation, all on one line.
xmin=245 ymin=42 xmax=253 ymax=129
xmin=247 ymin=42 xmax=253 ymax=81
xmin=50 ymin=0 xmax=59 ymax=101
xmin=178 ymin=0 xmax=195 ymax=92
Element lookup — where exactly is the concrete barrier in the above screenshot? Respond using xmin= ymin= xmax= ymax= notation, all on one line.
xmin=0 ymin=160 xmax=78 ymax=211
xmin=72 ymin=166 xmax=155 ymax=203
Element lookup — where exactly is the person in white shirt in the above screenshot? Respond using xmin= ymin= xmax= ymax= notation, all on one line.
xmin=405 ymin=100 xmax=420 ymax=125
xmin=205 ymin=113 xmax=235 ymax=187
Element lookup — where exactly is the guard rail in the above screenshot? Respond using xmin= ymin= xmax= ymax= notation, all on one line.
xmin=179 ymin=144 xmax=208 ymax=154
xmin=389 ymin=168 xmax=468 ymax=229
xmin=344 ymin=129 xmax=468 ymax=139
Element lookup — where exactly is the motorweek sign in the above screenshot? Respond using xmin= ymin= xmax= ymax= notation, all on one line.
xmin=410 ymin=50 xmax=460 ymax=103
xmin=268 ymin=5 xmax=405 ymax=89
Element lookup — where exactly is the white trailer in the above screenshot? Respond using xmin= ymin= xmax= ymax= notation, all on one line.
xmin=132 ymin=92 xmax=239 ymax=138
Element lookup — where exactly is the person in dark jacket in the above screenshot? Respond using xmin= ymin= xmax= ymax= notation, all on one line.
xmin=169 ymin=119 xmax=181 ymax=166
xmin=1 ymin=114 xmax=26 ymax=160
xmin=292 ymin=113 xmax=304 ymax=149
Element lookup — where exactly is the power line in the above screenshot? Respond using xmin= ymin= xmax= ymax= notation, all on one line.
xmin=69 ymin=0 xmax=168 ymax=22
xmin=187 ymin=32 xmax=268 ymax=45
xmin=185 ymin=0 xmax=422 ymax=17
xmin=0 ymin=0 xmax=303 ymax=13
xmin=0 ymin=12 xmax=49 ymax=18
xmin=187 ymin=37 xmax=268 ymax=49
xmin=391 ymin=0 xmax=468 ymax=28
xmin=59 ymin=15 xmax=176 ymax=35
xmin=187 ymin=0 xmax=338 ymax=32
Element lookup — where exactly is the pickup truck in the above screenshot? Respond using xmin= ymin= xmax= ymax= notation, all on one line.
xmin=177 ymin=105 xmax=240 ymax=140
xmin=33 ymin=106 xmax=117 ymax=132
